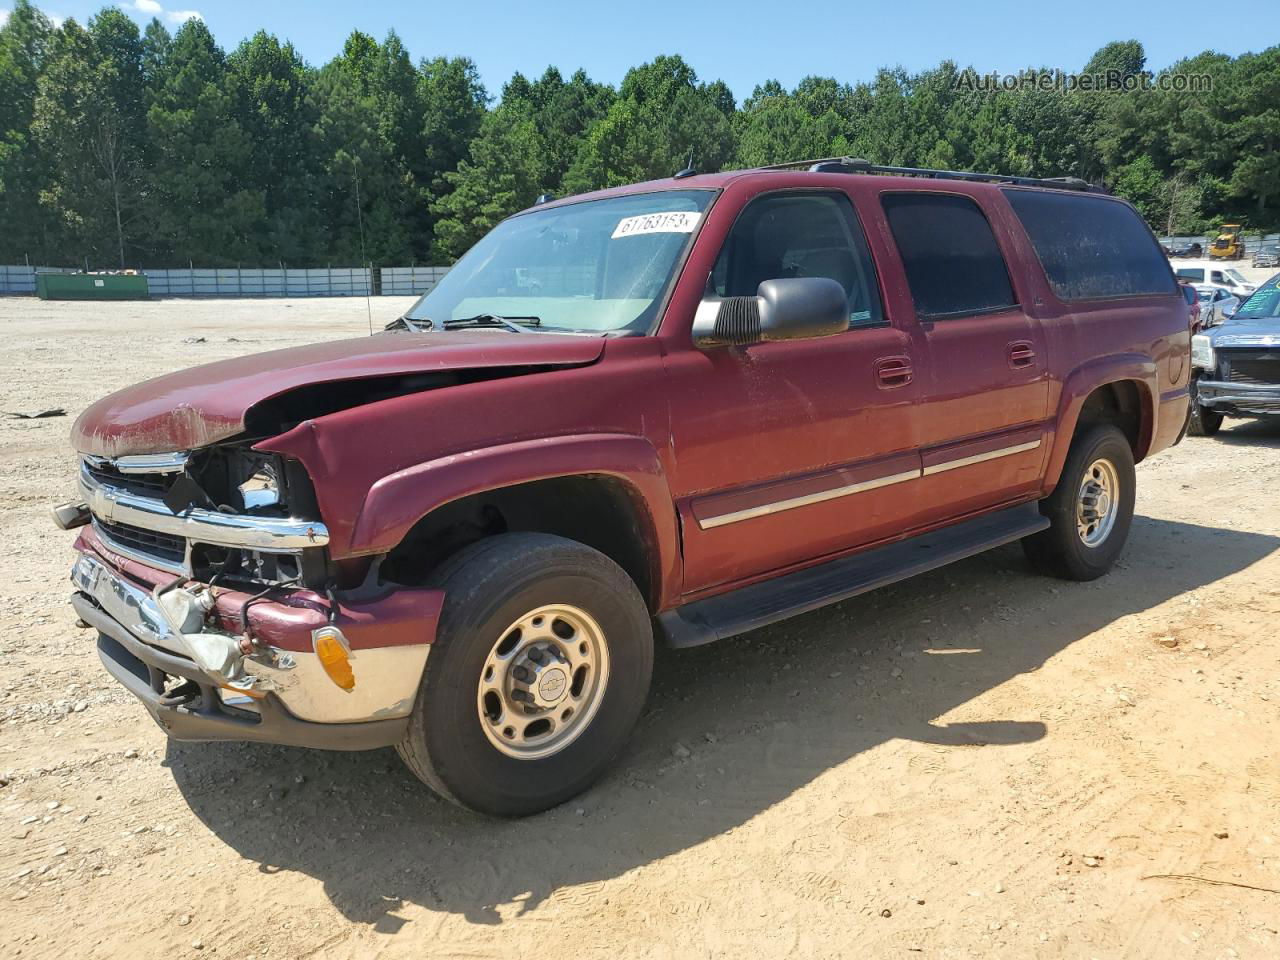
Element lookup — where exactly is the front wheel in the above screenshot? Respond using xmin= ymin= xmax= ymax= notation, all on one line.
xmin=1187 ymin=402 xmax=1223 ymax=437
xmin=397 ymin=533 xmax=653 ymax=817
xmin=1022 ymin=424 xmax=1136 ymax=581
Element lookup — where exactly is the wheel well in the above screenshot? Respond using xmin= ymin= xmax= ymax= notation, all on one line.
xmin=380 ymin=475 xmax=657 ymax=609
xmin=1076 ymin=380 xmax=1145 ymax=458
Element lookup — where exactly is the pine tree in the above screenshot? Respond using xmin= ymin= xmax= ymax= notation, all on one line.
xmin=225 ymin=31 xmax=323 ymax=263
xmin=31 ymin=12 xmax=149 ymax=266
xmin=0 ymin=0 xmax=55 ymax=261
xmin=146 ymin=19 xmax=264 ymax=265
xmin=312 ymin=31 xmax=418 ymax=263
xmin=562 ymin=55 xmax=735 ymax=193
xmin=418 ymin=55 xmax=487 ymax=205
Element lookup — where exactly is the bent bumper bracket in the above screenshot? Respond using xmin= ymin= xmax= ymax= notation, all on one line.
xmin=78 ymin=594 xmax=407 ymax=750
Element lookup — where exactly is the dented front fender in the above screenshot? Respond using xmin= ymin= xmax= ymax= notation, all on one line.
xmin=346 ymin=433 xmax=683 ymax=609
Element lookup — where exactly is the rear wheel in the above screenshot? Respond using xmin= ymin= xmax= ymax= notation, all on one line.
xmin=396 ymin=533 xmax=653 ymax=817
xmin=1022 ymin=424 xmax=1135 ymax=581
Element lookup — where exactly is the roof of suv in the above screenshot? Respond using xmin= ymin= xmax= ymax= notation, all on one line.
xmin=528 ymin=163 xmax=1103 ymax=214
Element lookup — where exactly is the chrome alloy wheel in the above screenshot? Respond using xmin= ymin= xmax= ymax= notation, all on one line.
xmin=476 ymin=604 xmax=610 ymax=760
xmin=1077 ymin=457 xmax=1120 ymax=547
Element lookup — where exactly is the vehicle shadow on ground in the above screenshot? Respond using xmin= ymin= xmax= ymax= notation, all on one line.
xmin=165 ymin=515 xmax=1277 ymax=929
xmin=1211 ymin=418 xmax=1280 ymax=447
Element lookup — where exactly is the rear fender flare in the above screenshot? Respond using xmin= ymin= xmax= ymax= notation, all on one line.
xmin=1045 ymin=355 xmax=1157 ymax=493
xmin=349 ymin=433 xmax=682 ymax=608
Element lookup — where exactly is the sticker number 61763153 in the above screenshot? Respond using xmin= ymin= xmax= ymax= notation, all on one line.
xmin=611 ymin=211 xmax=701 ymax=239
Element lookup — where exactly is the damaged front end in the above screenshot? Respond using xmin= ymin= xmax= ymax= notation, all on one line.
xmin=57 ymin=446 xmax=442 ymax=750
xmin=70 ymin=445 xmax=330 ymax=585
xmin=52 ymin=331 xmax=610 ymax=750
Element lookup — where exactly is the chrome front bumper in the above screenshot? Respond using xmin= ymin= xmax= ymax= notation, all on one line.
xmin=70 ymin=551 xmax=432 ymax=742
xmin=1197 ymin=379 xmax=1280 ymax=416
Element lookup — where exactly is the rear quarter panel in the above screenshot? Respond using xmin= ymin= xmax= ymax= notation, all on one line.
xmin=988 ymin=189 xmax=1190 ymax=492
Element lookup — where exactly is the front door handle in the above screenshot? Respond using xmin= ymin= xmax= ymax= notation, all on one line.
xmin=875 ymin=356 xmax=913 ymax=388
xmin=1008 ymin=341 xmax=1037 ymax=368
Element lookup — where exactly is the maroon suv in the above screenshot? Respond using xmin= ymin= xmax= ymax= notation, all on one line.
xmin=55 ymin=160 xmax=1191 ymax=816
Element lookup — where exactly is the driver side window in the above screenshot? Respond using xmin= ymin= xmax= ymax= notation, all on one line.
xmin=710 ymin=192 xmax=884 ymax=328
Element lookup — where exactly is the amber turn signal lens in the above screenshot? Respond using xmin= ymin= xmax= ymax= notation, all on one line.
xmin=312 ymin=626 xmax=355 ymax=691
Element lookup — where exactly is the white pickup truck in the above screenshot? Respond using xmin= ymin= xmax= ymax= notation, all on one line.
xmin=1176 ymin=265 xmax=1257 ymax=298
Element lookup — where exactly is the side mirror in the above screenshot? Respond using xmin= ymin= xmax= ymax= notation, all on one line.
xmin=693 ymin=277 xmax=848 ymax=348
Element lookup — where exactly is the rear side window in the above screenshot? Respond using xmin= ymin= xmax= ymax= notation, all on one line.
xmin=881 ymin=193 xmax=1017 ymax=318
xmin=1004 ymin=189 xmax=1177 ymax=300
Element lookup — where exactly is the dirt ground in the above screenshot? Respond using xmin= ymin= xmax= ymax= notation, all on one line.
xmin=2 ymin=296 xmax=1279 ymax=960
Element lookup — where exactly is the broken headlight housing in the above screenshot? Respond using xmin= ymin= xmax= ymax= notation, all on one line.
xmin=182 ymin=446 xmax=328 ymax=587
xmin=238 ymin=460 xmax=281 ymax=512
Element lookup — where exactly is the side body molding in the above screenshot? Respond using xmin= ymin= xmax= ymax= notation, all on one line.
xmin=1043 ymin=353 xmax=1158 ymax=493
xmin=348 ymin=433 xmax=683 ymax=609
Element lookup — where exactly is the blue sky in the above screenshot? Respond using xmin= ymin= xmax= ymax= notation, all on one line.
xmin=4 ymin=0 xmax=1274 ymax=101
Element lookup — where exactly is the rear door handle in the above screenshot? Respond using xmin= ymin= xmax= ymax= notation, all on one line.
xmin=875 ymin=356 xmax=913 ymax=388
xmin=1008 ymin=341 xmax=1037 ymax=368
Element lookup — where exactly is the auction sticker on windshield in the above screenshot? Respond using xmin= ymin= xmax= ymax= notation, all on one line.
xmin=611 ymin=211 xmax=701 ymax=239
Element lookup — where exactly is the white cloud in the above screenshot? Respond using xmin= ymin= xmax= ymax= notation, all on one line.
xmin=0 ymin=9 xmax=10 ymax=28
xmin=126 ymin=1 xmax=202 ymax=25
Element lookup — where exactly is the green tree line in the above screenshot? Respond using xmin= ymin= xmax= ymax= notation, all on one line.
xmin=1 ymin=2 xmax=1276 ymax=268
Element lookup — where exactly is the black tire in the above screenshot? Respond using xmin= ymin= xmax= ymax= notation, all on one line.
xmin=396 ymin=533 xmax=653 ymax=817
xmin=1187 ymin=402 xmax=1223 ymax=437
xmin=1022 ymin=424 xmax=1135 ymax=581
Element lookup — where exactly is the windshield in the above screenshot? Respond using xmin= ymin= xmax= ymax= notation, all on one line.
xmin=1233 ymin=277 xmax=1280 ymax=320
xmin=404 ymin=190 xmax=715 ymax=334
xmin=1225 ymin=269 xmax=1247 ymax=283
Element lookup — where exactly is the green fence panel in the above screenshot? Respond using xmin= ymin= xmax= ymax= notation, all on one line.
xmin=36 ymin=273 xmax=150 ymax=300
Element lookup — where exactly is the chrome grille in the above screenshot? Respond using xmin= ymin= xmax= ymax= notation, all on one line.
xmin=95 ymin=518 xmax=186 ymax=568
xmin=1219 ymin=349 xmax=1280 ymax=386
xmin=82 ymin=460 xmax=172 ymax=497
xmin=77 ymin=450 xmax=328 ymax=586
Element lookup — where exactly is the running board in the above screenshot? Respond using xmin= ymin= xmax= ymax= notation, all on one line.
xmin=658 ymin=503 xmax=1049 ymax=648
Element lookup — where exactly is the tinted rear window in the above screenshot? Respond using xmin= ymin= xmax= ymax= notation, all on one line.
xmin=1004 ymin=189 xmax=1176 ymax=300
xmin=881 ymin=193 xmax=1017 ymax=318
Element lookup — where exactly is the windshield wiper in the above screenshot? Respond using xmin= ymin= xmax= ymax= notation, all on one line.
xmin=442 ymin=313 xmax=541 ymax=333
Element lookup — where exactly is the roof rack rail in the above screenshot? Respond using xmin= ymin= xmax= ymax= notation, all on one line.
xmin=758 ymin=156 xmax=1099 ymax=192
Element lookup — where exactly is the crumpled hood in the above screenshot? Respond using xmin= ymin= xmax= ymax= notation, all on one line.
xmin=71 ymin=332 xmax=605 ymax=457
